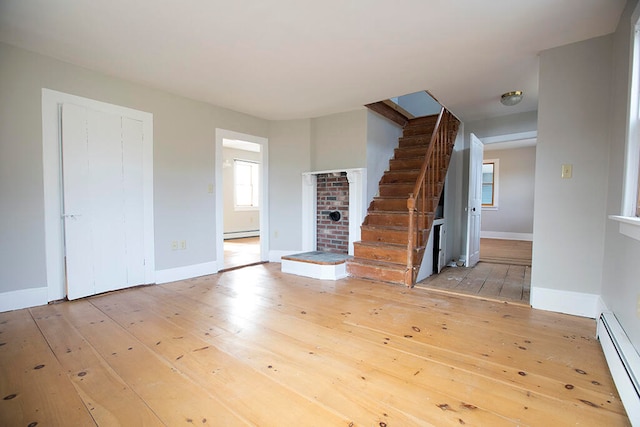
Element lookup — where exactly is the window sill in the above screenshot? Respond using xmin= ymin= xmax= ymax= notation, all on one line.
xmin=482 ymin=206 xmax=498 ymax=211
xmin=609 ymin=215 xmax=640 ymax=242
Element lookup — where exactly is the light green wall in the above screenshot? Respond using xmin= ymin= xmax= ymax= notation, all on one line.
xmin=311 ymin=109 xmax=367 ymax=171
xmin=0 ymin=42 xmax=269 ymax=293
xmin=534 ymin=35 xmax=613 ymax=296
xmin=482 ymin=146 xmax=536 ymax=235
xmin=267 ymin=119 xmax=312 ymax=251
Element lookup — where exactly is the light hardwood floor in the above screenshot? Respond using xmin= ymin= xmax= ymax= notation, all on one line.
xmin=480 ymin=238 xmax=533 ymax=266
xmin=419 ymin=262 xmax=531 ymax=305
xmin=223 ymin=236 xmax=261 ymax=270
xmin=0 ymin=263 xmax=630 ymax=426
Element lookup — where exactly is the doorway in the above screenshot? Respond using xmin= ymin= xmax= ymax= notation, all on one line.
xmin=215 ymin=129 xmax=269 ymax=271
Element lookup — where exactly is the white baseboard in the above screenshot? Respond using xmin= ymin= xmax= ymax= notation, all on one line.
xmin=480 ymin=231 xmax=533 ymax=241
xmin=0 ymin=287 xmax=48 ymax=313
xmin=224 ymin=230 xmax=260 ymax=239
xmin=155 ymin=261 xmax=219 ymax=284
xmin=530 ymin=286 xmax=601 ymax=318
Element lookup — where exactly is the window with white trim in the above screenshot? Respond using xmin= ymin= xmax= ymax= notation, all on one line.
xmin=626 ymin=10 xmax=640 ymax=218
xmin=234 ymin=159 xmax=259 ymax=210
xmin=482 ymin=159 xmax=499 ymax=208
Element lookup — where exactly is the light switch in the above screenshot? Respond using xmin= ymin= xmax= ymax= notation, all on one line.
xmin=208 ymin=183 xmax=214 ymax=193
xmin=561 ymin=164 xmax=572 ymax=179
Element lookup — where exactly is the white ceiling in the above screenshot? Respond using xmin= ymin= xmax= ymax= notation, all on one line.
xmin=0 ymin=0 xmax=626 ymax=121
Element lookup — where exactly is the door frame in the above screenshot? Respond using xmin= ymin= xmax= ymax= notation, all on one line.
xmin=466 ymin=133 xmax=483 ymax=267
xmin=42 ymin=89 xmax=155 ymax=301
xmin=215 ymin=129 xmax=269 ymax=270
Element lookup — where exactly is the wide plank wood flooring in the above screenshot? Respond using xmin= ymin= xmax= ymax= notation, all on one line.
xmin=0 ymin=263 xmax=630 ymax=426
xmin=223 ymin=236 xmax=261 ymax=270
xmin=419 ymin=262 xmax=531 ymax=305
xmin=480 ymin=238 xmax=533 ymax=266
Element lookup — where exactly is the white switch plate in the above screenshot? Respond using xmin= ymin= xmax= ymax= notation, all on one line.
xmin=561 ymin=164 xmax=573 ymax=179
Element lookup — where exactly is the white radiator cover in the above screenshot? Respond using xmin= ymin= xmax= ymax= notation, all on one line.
xmin=597 ymin=312 xmax=640 ymax=425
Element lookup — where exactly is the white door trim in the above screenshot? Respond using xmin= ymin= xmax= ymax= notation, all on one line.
xmin=215 ymin=129 xmax=269 ymax=271
xmin=42 ymin=89 xmax=154 ymax=301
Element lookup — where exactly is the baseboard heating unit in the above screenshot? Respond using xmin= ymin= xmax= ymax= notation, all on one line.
xmin=597 ymin=312 xmax=640 ymax=424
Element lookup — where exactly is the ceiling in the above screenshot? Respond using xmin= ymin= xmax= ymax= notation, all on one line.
xmin=0 ymin=0 xmax=626 ymax=122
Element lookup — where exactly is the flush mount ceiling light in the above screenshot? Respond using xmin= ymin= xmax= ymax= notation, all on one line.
xmin=500 ymin=90 xmax=524 ymax=106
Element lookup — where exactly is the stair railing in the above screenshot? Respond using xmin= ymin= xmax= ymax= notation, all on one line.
xmin=406 ymin=107 xmax=458 ymax=286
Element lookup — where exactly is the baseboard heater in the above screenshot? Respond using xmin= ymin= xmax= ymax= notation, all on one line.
xmin=597 ymin=312 xmax=640 ymax=424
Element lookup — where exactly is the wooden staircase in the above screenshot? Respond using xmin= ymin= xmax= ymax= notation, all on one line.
xmin=347 ymin=107 xmax=460 ymax=287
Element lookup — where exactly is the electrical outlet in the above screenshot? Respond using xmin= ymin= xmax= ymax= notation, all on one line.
xmin=171 ymin=241 xmax=178 ymax=250
xmin=561 ymin=164 xmax=573 ymax=179
xmin=180 ymin=240 xmax=187 ymax=250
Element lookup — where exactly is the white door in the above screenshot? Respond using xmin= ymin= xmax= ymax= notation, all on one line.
xmin=466 ymin=133 xmax=483 ymax=267
xmin=437 ymin=225 xmax=446 ymax=273
xmin=61 ymin=103 xmax=145 ymax=299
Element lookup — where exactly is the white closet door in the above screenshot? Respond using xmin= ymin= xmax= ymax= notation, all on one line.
xmin=61 ymin=104 xmax=145 ymax=299
xmin=121 ymin=117 xmax=145 ymax=288
xmin=61 ymin=104 xmax=94 ymax=300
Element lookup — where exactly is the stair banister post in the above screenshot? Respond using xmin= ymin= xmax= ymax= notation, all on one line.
xmin=406 ymin=194 xmax=416 ymax=287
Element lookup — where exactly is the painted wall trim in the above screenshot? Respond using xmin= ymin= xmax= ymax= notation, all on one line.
xmin=0 ymin=287 xmax=48 ymax=313
xmin=155 ymin=261 xmax=219 ymax=284
xmin=215 ymin=129 xmax=269 ymax=271
xmin=480 ymin=231 xmax=534 ymax=241
xmin=530 ymin=286 xmax=602 ymax=318
xmin=223 ymin=231 xmax=260 ymax=239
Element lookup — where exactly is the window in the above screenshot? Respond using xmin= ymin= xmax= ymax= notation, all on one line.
xmin=626 ymin=9 xmax=640 ymax=219
xmin=234 ymin=159 xmax=259 ymax=209
xmin=482 ymin=160 xmax=499 ymax=208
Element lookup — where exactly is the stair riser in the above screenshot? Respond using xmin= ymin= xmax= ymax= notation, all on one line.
xmin=398 ymin=136 xmax=433 ymax=148
xmin=379 ymin=184 xmax=414 ymax=197
xmin=365 ymin=214 xmax=410 ymax=227
xmin=394 ymin=146 xmax=429 ymax=159
xmin=361 ymin=227 xmax=409 ymax=245
xmin=389 ymin=158 xmax=424 ymax=170
xmin=403 ymin=125 xmax=436 ymax=137
xmin=369 ymin=198 xmax=437 ymax=212
xmin=354 ymin=244 xmax=408 ymax=264
xmin=346 ymin=262 xmax=407 ymax=285
xmin=380 ymin=170 xmax=420 ymax=184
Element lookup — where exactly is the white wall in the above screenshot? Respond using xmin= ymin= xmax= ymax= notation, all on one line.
xmin=365 ymin=110 xmax=402 ymax=202
xmin=267 ymin=119 xmax=312 ymax=253
xmin=601 ymin=0 xmax=640 ymax=351
xmin=534 ymin=35 xmax=613 ymax=300
xmin=481 ymin=146 xmax=536 ymax=236
xmin=0 ymin=42 xmax=268 ymax=297
xmin=222 ymin=147 xmax=260 ymax=236
xmin=311 ymin=109 xmax=367 ymax=171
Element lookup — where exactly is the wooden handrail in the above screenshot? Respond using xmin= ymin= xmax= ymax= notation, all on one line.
xmin=406 ymin=107 xmax=458 ymax=286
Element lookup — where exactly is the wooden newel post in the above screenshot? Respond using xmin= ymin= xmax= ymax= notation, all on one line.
xmin=406 ymin=194 xmax=416 ymax=287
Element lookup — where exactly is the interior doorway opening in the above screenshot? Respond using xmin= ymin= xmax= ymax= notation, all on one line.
xmin=215 ymin=129 xmax=269 ymax=272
